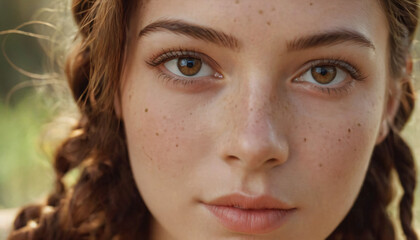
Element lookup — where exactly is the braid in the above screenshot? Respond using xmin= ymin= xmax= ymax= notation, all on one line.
xmin=8 ymin=118 xmax=150 ymax=240
xmin=392 ymin=131 xmax=418 ymax=240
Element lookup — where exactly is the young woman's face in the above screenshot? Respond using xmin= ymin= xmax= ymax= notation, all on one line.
xmin=119 ymin=0 xmax=393 ymax=239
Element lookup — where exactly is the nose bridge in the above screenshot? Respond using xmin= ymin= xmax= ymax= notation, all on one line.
xmin=221 ymin=73 xmax=289 ymax=170
xmin=240 ymin=79 xmax=274 ymax=138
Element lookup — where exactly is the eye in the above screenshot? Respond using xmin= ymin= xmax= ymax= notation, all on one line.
xmin=299 ymin=65 xmax=347 ymax=86
xmin=291 ymin=59 xmax=366 ymax=96
xmin=146 ymin=49 xmax=224 ymax=89
xmin=164 ymin=57 xmax=215 ymax=78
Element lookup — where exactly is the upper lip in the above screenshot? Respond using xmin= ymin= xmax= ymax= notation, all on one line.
xmin=204 ymin=193 xmax=295 ymax=210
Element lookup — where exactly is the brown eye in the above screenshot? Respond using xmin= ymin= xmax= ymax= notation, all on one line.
xmin=311 ymin=66 xmax=337 ymax=84
xmin=177 ymin=58 xmax=202 ymax=76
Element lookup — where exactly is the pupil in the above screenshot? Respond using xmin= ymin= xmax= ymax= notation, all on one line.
xmin=180 ymin=58 xmax=196 ymax=68
xmin=317 ymin=67 xmax=328 ymax=76
xmin=187 ymin=60 xmax=195 ymax=68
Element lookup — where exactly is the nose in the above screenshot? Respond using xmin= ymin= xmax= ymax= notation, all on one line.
xmin=219 ymin=79 xmax=289 ymax=171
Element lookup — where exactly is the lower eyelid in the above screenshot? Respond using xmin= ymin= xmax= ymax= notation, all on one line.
xmin=294 ymin=77 xmax=356 ymax=97
xmin=155 ymin=64 xmax=223 ymax=88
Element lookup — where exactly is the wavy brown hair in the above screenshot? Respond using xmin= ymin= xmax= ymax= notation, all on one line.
xmin=7 ymin=0 xmax=420 ymax=239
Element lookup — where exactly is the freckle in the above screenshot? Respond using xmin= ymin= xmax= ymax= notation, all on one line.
xmin=145 ymin=108 xmax=148 ymax=112
xmin=271 ymin=7 xmax=276 ymax=11
xmin=310 ymin=2 xmax=313 ymax=6
xmin=129 ymin=94 xmax=132 ymax=100
xmin=250 ymin=108 xmax=253 ymax=111
xmin=176 ymin=144 xmax=179 ymax=148
xmin=176 ymin=136 xmax=179 ymax=139
xmin=348 ymin=128 xmax=351 ymax=133
xmin=338 ymin=138 xmax=341 ymax=142
xmin=266 ymin=21 xmax=271 ymax=26
xmin=164 ymin=129 xmax=167 ymax=132
xmin=155 ymin=132 xmax=159 ymax=136
xmin=235 ymin=0 xmax=239 ymax=3
xmin=357 ymin=123 xmax=361 ymax=127
xmin=190 ymin=112 xmax=192 ymax=115
xmin=319 ymin=163 xmax=323 ymax=167
xmin=163 ymin=115 xmax=167 ymax=119
xmin=181 ymin=127 xmax=185 ymax=131
xmin=258 ymin=9 xmax=264 ymax=14
xmin=304 ymin=138 xmax=307 ymax=142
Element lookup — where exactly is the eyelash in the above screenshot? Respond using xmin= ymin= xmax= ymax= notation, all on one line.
xmin=146 ymin=48 xmax=201 ymax=67
xmin=146 ymin=48 xmax=367 ymax=95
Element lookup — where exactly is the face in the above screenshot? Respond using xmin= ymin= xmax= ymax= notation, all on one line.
xmin=118 ymin=0 xmax=394 ymax=239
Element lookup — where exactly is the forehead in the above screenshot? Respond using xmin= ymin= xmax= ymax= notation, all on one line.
xmin=137 ymin=0 xmax=387 ymax=48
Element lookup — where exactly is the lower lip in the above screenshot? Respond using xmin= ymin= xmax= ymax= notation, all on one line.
xmin=205 ymin=205 xmax=295 ymax=234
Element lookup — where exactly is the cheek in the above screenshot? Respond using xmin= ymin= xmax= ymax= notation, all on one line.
xmin=288 ymin=85 xmax=384 ymax=176
xmin=123 ymin=99 xmax=187 ymax=178
xmin=121 ymin=78 xmax=211 ymax=181
xmin=285 ymin=88 xmax=385 ymax=233
xmin=300 ymin=119 xmax=375 ymax=192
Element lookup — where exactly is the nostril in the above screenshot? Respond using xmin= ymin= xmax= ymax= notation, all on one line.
xmin=226 ymin=155 xmax=279 ymax=165
xmin=265 ymin=158 xmax=282 ymax=167
xmin=227 ymin=155 xmax=240 ymax=161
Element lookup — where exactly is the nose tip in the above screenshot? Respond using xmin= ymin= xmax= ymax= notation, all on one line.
xmin=218 ymin=73 xmax=290 ymax=171
xmin=222 ymin=117 xmax=289 ymax=171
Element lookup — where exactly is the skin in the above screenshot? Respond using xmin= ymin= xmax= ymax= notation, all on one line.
xmin=116 ymin=0 xmax=401 ymax=239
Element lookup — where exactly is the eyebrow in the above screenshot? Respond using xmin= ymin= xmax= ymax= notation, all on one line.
xmin=138 ymin=19 xmax=240 ymax=49
xmin=286 ymin=29 xmax=376 ymax=51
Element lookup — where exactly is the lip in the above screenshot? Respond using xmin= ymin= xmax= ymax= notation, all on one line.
xmin=203 ymin=194 xmax=296 ymax=234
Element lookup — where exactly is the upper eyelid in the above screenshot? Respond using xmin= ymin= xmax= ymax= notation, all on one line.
xmin=152 ymin=50 xmax=199 ymax=65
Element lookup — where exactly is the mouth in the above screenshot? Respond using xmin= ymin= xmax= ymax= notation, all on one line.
xmin=203 ymin=194 xmax=297 ymax=234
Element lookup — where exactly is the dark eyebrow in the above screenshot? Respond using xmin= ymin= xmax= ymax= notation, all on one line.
xmin=286 ymin=29 xmax=375 ymax=52
xmin=138 ymin=19 xmax=240 ymax=49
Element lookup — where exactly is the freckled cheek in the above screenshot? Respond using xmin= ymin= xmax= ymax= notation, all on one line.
xmin=300 ymin=119 xmax=379 ymax=204
xmin=125 ymin=109 xmax=198 ymax=178
xmin=291 ymin=94 xmax=383 ymax=181
xmin=326 ymin=128 xmax=371 ymax=180
xmin=328 ymin=111 xmax=383 ymax=183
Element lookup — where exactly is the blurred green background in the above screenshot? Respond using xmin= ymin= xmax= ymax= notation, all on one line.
xmin=1 ymin=0 xmax=420 ymax=239
xmin=0 ymin=0 xmax=71 ymax=238
xmin=0 ymin=0 xmax=53 ymax=206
